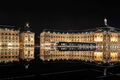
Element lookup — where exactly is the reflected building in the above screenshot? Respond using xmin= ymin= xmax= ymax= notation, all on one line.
xmin=0 ymin=48 xmax=19 ymax=62
xmin=19 ymin=47 xmax=34 ymax=61
xmin=40 ymin=19 xmax=120 ymax=63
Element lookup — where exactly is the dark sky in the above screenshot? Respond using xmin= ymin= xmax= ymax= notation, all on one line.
xmin=0 ymin=0 xmax=120 ymax=35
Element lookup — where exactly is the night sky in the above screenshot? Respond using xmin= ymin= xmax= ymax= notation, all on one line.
xmin=0 ymin=1 xmax=120 ymax=35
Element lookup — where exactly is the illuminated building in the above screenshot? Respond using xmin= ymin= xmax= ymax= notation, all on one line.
xmin=40 ymin=19 xmax=120 ymax=63
xmin=0 ymin=26 xmax=19 ymax=62
xmin=0 ymin=24 xmax=35 ymax=62
xmin=20 ymin=23 xmax=35 ymax=60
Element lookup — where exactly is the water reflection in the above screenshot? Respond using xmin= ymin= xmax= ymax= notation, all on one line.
xmin=0 ymin=47 xmax=34 ymax=62
xmin=40 ymin=51 xmax=120 ymax=63
xmin=20 ymin=47 xmax=34 ymax=61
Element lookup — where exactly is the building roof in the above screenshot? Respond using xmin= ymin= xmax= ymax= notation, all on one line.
xmin=43 ymin=18 xmax=120 ymax=33
xmin=0 ymin=25 xmax=19 ymax=31
xmin=43 ymin=26 xmax=120 ymax=34
xmin=20 ymin=23 xmax=32 ymax=32
xmin=95 ymin=25 xmax=120 ymax=32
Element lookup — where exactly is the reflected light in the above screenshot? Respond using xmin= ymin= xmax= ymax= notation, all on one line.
xmin=94 ymin=52 xmax=103 ymax=61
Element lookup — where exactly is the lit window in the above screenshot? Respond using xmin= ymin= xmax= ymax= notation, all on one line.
xmin=110 ymin=33 xmax=118 ymax=42
xmin=94 ymin=33 xmax=103 ymax=42
xmin=110 ymin=52 xmax=118 ymax=61
xmin=94 ymin=52 xmax=103 ymax=61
